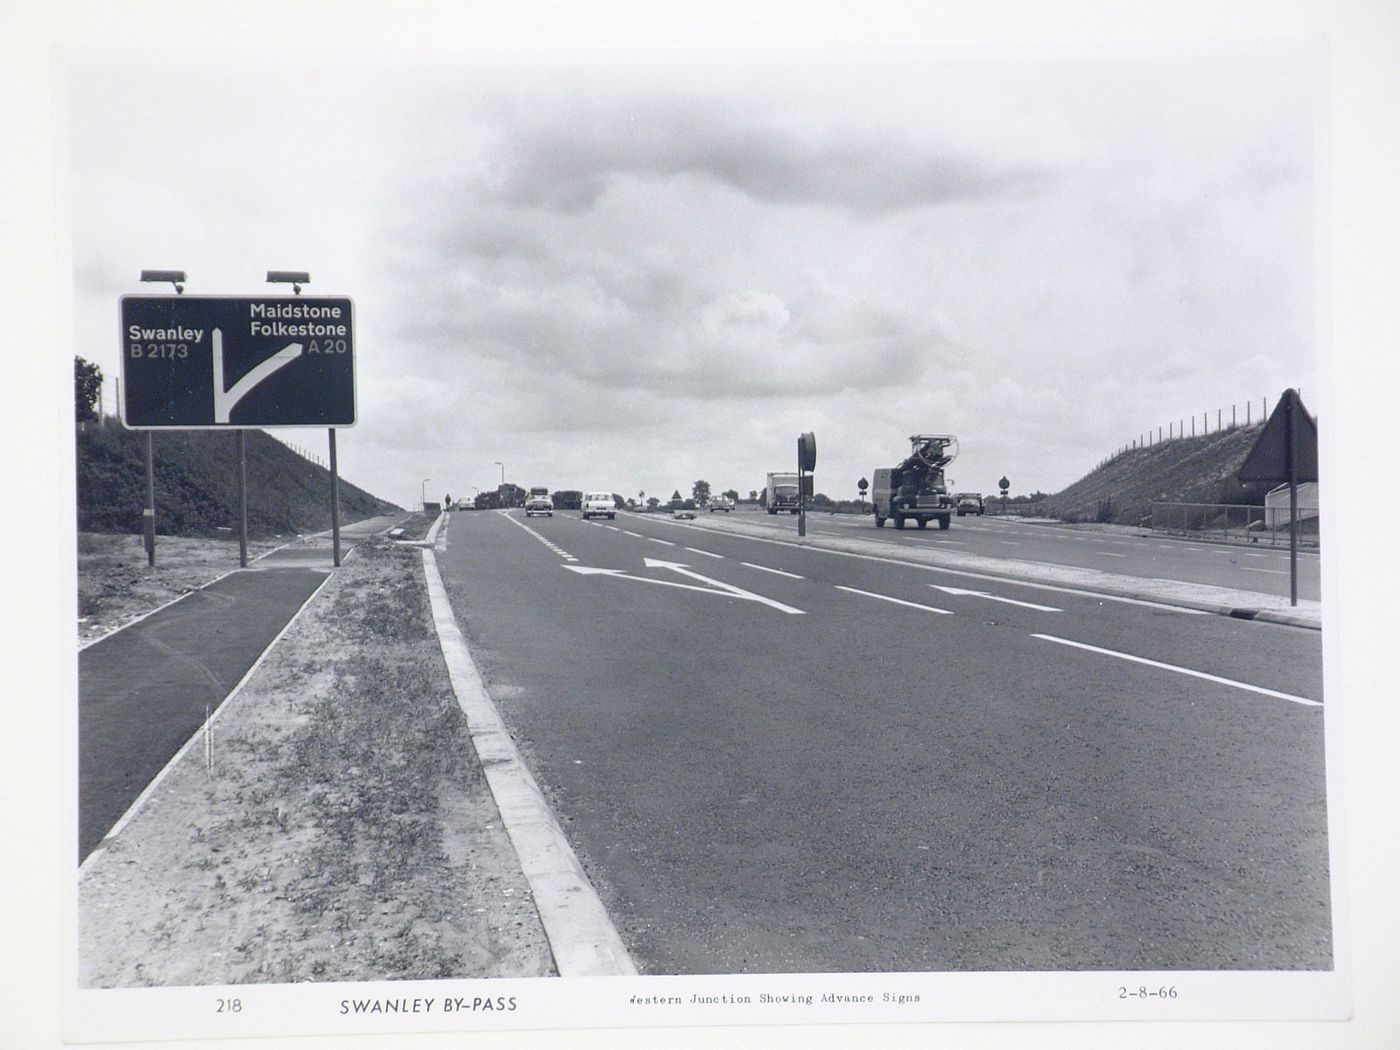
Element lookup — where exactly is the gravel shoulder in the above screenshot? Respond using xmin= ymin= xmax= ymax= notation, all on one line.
xmin=78 ymin=529 xmax=554 ymax=986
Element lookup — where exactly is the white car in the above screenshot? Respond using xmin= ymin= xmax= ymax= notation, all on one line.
xmin=581 ymin=491 xmax=616 ymax=520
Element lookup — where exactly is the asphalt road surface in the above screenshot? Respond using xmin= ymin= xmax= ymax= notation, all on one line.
xmin=439 ymin=508 xmax=1330 ymax=975
xmin=802 ymin=511 xmax=1321 ymax=603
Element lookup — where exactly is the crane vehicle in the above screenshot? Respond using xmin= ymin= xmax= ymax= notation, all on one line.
xmin=872 ymin=435 xmax=959 ymax=530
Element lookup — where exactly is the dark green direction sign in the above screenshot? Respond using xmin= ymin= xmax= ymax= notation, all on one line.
xmin=120 ymin=296 xmax=356 ymax=428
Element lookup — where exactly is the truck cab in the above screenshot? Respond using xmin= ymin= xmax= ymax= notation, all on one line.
xmin=872 ymin=435 xmax=959 ymax=530
xmin=765 ymin=472 xmax=801 ymax=514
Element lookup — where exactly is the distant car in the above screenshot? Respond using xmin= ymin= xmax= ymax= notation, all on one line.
xmin=581 ymin=491 xmax=616 ymax=520
xmin=708 ymin=496 xmax=734 ymax=512
xmin=955 ymin=493 xmax=984 ymax=517
xmin=524 ymin=491 xmax=554 ymax=517
xmin=673 ymin=503 xmax=697 ymax=520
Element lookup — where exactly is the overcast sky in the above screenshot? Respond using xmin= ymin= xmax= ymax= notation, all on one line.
xmin=65 ymin=44 xmax=1320 ymax=507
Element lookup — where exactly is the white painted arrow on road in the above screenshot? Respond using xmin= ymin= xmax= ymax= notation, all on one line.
xmin=563 ymin=565 xmax=731 ymax=598
xmin=643 ymin=558 xmax=804 ymax=614
xmin=930 ymin=585 xmax=1061 ymax=612
xmin=563 ymin=560 xmax=803 ymax=614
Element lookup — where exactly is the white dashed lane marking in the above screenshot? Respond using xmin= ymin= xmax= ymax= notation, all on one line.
xmin=498 ymin=511 xmax=578 ymax=562
xmin=741 ymin=562 xmax=804 ymax=579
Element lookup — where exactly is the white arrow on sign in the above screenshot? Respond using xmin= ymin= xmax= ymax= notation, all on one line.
xmin=211 ymin=328 xmax=304 ymax=424
xmin=929 ymin=585 xmax=1061 ymax=612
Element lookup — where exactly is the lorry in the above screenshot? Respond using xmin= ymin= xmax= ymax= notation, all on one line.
xmin=764 ymin=472 xmax=801 ymax=514
xmin=872 ymin=435 xmax=959 ymax=530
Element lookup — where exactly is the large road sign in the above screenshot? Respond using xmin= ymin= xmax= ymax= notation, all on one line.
xmin=1238 ymin=388 xmax=1317 ymax=483
xmin=120 ymin=295 xmax=356 ymax=428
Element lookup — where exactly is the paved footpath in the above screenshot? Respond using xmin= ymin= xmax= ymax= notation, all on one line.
xmin=78 ymin=516 xmax=402 ymax=863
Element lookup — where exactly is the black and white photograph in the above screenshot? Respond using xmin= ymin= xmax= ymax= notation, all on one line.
xmin=6 ymin=3 xmax=1399 ymax=1049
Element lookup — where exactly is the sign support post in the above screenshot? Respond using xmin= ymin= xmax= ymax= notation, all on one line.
xmin=797 ymin=468 xmax=806 ymax=538
xmin=329 ymin=428 xmax=341 ymax=567
xmin=797 ymin=432 xmax=817 ymax=538
xmin=237 ymin=431 xmax=248 ymax=568
xmin=143 ymin=432 xmax=156 ymax=567
xmin=1288 ymin=396 xmax=1299 ymax=606
xmin=1237 ymin=389 xmax=1318 ymax=607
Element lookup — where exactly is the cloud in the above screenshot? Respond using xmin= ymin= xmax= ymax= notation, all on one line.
xmin=65 ymin=50 xmax=1322 ymax=500
xmin=478 ymin=93 xmax=1054 ymax=216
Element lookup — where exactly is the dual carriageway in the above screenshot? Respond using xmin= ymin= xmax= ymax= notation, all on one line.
xmin=435 ymin=505 xmax=1328 ymax=973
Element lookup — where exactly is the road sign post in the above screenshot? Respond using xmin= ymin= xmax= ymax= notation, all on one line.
xmin=1238 ymin=389 xmax=1318 ymax=606
xmin=329 ymin=429 xmax=341 ymax=567
xmin=797 ymin=432 xmax=817 ymax=538
xmin=237 ymin=431 xmax=248 ymax=568
xmin=143 ymin=432 xmax=156 ymax=566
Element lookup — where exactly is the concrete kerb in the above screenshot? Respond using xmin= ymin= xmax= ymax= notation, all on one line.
xmin=420 ymin=547 xmax=638 ymax=978
xmin=623 ymin=511 xmax=1323 ymax=631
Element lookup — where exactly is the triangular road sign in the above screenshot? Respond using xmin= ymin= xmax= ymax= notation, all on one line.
xmin=1238 ymin=389 xmax=1318 ymax=483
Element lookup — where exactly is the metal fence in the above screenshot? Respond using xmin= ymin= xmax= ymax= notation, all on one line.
xmin=1093 ymin=392 xmax=1311 ymax=471
xmin=1150 ymin=502 xmax=1320 ymax=548
xmin=985 ymin=501 xmax=1048 ymax=518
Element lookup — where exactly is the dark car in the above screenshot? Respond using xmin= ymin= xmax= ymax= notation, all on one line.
xmin=955 ymin=493 xmax=984 ymax=517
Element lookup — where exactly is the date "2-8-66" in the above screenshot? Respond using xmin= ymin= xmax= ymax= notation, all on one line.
xmin=1119 ymin=985 xmax=1177 ymax=1000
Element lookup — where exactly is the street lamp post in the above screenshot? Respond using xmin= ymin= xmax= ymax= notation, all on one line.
xmin=494 ymin=461 xmax=505 ymax=485
xmin=421 ymin=478 xmax=430 ymax=512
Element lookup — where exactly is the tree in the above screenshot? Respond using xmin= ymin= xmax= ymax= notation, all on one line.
xmin=691 ymin=479 xmax=711 ymax=505
xmin=647 ymin=496 xmax=661 ymax=511
xmin=75 ymin=356 xmax=102 ymax=423
xmin=723 ymin=489 xmax=739 ymax=503
xmin=749 ymin=490 xmax=758 ymax=502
